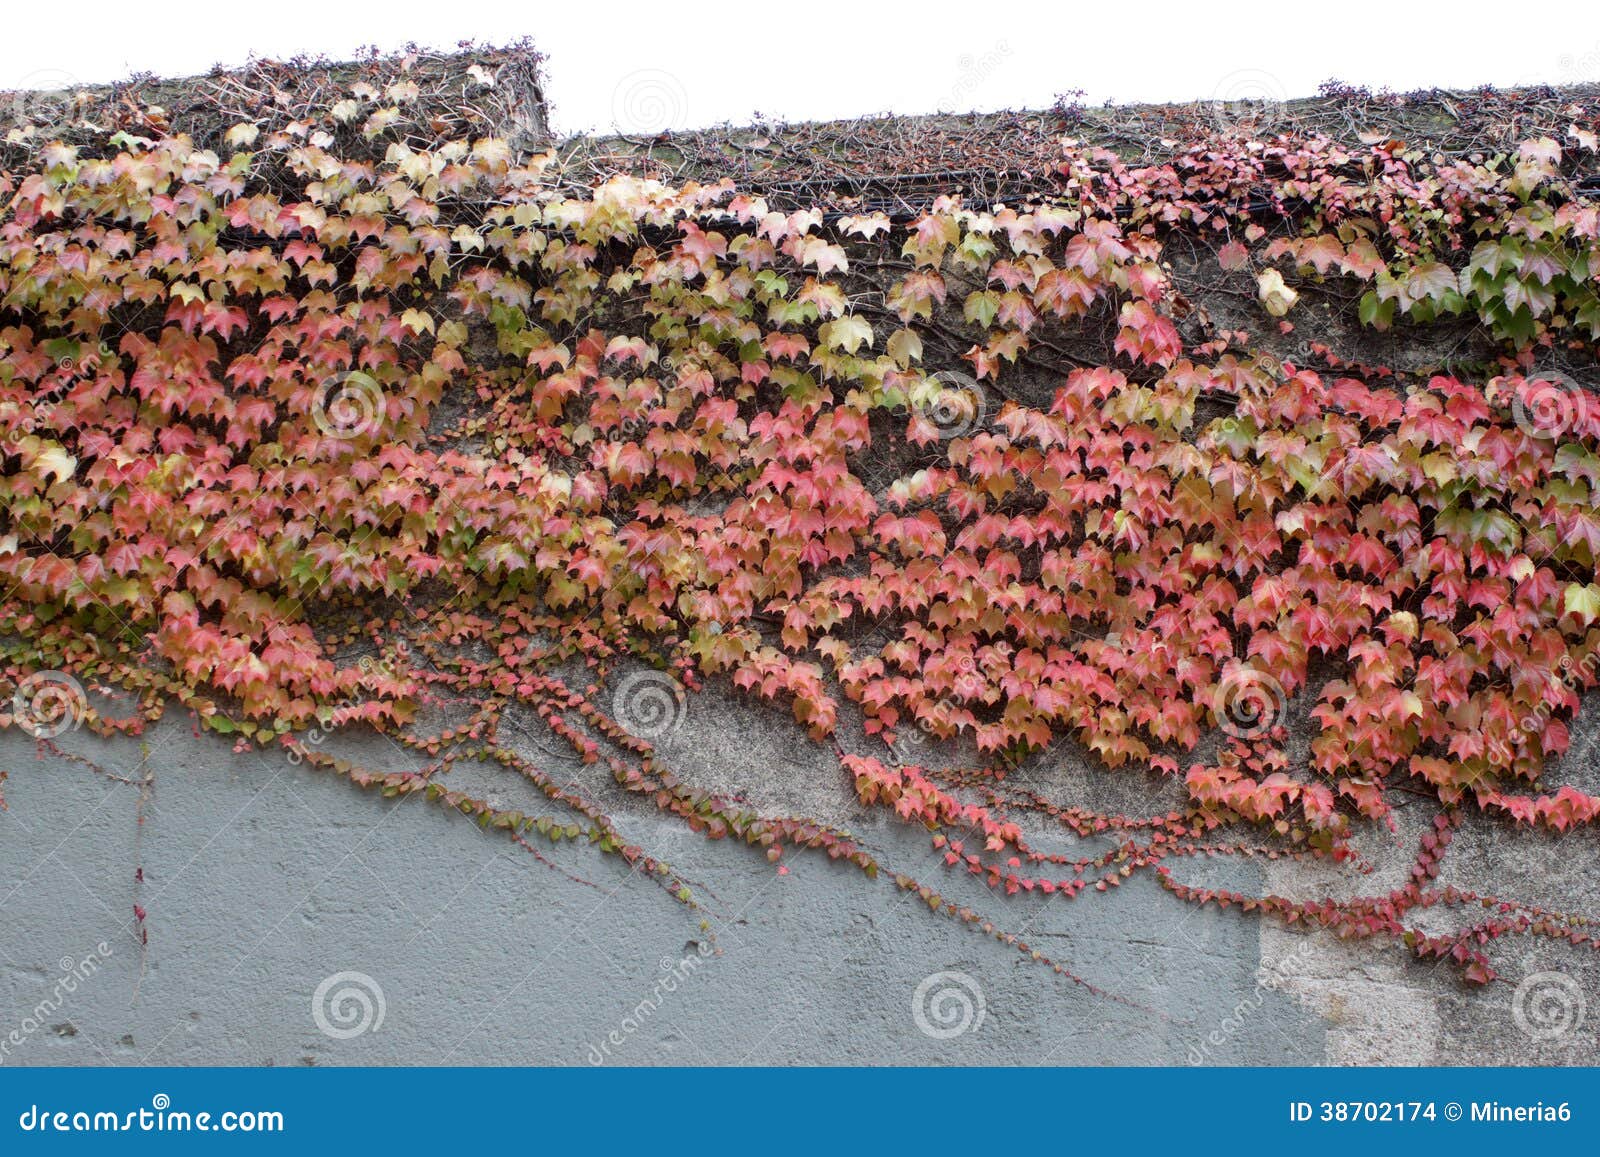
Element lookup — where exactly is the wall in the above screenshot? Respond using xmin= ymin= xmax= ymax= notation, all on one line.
xmin=3 ymin=675 xmax=1596 ymax=1067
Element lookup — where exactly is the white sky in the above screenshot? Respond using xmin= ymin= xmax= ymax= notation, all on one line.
xmin=2 ymin=1 xmax=1598 ymax=135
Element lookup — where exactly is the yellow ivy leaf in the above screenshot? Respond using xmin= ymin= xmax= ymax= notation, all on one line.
xmin=1564 ymin=583 xmax=1600 ymax=625
xmin=30 ymin=442 xmax=76 ymax=485
xmin=839 ymin=212 xmax=890 ymax=240
xmin=1421 ymin=452 xmax=1457 ymax=486
xmin=820 ymin=316 xmax=873 ymax=354
xmin=363 ymin=108 xmax=402 ymax=138
xmin=886 ymin=329 xmax=923 ymax=368
xmin=1257 ymin=269 xmax=1299 ymax=317
xmin=800 ymin=237 xmax=848 ymax=275
xmin=473 ymin=138 xmax=512 ymax=169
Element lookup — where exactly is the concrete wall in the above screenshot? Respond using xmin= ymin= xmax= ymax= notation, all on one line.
xmin=2 ymin=676 xmax=1597 ymax=1067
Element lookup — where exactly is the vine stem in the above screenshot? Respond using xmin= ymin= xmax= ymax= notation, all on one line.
xmin=129 ymin=742 xmax=154 ymax=1004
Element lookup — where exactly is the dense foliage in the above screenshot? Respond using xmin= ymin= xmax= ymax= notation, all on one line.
xmin=3 ymin=59 xmax=1599 ymax=987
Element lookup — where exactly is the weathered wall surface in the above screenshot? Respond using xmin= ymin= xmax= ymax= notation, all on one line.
xmin=3 ymin=681 xmax=1596 ymax=1067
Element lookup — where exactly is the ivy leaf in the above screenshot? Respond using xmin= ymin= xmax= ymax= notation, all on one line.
xmin=886 ymin=329 xmax=923 ymax=368
xmin=1358 ymin=290 xmax=1394 ymax=329
xmin=819 ymin=316 xmax=873 ymax=354
xmin=29 ymin=442 xmax=76 ymax=485
xmin=839 ymin=213 xmax=890 ymax=239
xmin=800 ymin=237 xmax=848 ymax=275
xmin=963 ymin=290 xmax=1000 ymax=329
xmin=1257 ymin=269 xmax=1299 ymax=317
xmin=1340 ymin=239 xmax=1386 ymax=280
xmin=1397 ymin=262 xmax=1458 ymax=311
xmin=1563 ymin=583 xmax=1600 ymax=626
xmin=1299 ymin=234 xmax=1345 ymax=275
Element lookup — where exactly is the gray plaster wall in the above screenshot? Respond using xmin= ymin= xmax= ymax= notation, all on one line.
xmin=1 ymin=676 xmax=1598 ymax=1067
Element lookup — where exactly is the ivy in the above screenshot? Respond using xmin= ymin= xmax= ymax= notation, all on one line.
xmin=2 ymin=63 xmax=1599 ymax=990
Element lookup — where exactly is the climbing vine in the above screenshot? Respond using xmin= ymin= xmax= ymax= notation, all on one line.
xmin=2 ymin=49 xmax=1599 ymax=991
